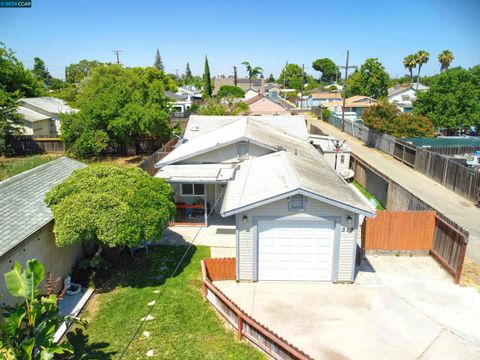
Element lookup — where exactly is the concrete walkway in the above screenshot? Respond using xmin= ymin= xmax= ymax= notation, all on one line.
xmin=216 ymin=256 xmax=480 ymax=360
xmin=306 ymin=114 xmax=480 ymax=265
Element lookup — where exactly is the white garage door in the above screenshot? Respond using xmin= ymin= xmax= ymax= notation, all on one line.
xmin=258 ymin=221 xmax=335 ymax=281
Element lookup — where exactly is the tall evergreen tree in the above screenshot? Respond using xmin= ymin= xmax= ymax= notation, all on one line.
xmin=184 ymin=62 xmax=193 ymax=83
xmin=32 ymin=57 xmax=51 ymax=85
xmin=153 ymin=49 xmax=164 ymax=71
xmin=266 ymin=73 xmax=275 ymax=83
xmin=203 ymin=56 xmax=212 ymax=98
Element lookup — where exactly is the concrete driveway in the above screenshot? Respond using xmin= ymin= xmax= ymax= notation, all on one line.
xmin=215 ymin=256 xmax=480 ymax=360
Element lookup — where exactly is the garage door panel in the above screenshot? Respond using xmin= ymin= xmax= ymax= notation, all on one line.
xmin=258 ymin=220 xmax=335 ymax=281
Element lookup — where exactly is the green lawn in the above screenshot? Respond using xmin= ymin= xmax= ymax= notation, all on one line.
xmin=65 ymin=245 xmax=265 ymax=359
xmin=0 ymin=154 xmax=61 ymax=181
xmin=352 ymin=181 xmax=385 ymax=210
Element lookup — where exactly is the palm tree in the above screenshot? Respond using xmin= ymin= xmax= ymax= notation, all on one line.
xmin=241 ymin=61 xmax=263 ymax=88
xmin=403 ymin=54 xmax=417 ymax=84
xmin=438 ymin=50 xmax=454 ymax=72
xmin=414 ymin=50 xmax=430 ymax=91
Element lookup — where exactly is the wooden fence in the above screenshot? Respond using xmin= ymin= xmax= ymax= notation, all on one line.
xmin=9 ymin=135 xmax=65 ymax=154
xmin=362 ymin=211 xmax=436 ymax=251
xmin=431 ymin=214 xmax=468 ymax=283
xmin=139 ymin=137 xmax=178 ymax=176
xmin=201 ymin=258 xmax=313 ymax=360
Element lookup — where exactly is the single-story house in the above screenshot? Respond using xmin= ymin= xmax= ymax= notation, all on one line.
xmin=16 ymin=97 xmax=77 ymax=136
xmin=265 ymin=83 xmax=281 ymax=99
xmin=165 ymin=91 xmax=193 ymax=118
xmin=155 ymin=114 xmax=375 ymax=282
xmin=325 ymin=95 xmax=378 ymax=117
xmin=213 ymin=77 xmax=265 ymax=95
xmin=0 ymin=157 xmax=85 ymax=306
xmin=305 ymin=92 xmax=343 ymax=108
xmin=387 ymin=83 xmax=429 ymax=113
xmin=244 ymin=93 xmax=291 ymax=115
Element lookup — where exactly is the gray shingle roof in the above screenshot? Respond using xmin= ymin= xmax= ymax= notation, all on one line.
xmin=0 ymin=157 xmax=85 ymax=257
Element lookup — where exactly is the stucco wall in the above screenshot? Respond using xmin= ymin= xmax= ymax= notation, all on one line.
xmin=0 ymin=222 xmax=84 ymax=306
xmin=235 ymin=197 xmax=358 ymax=282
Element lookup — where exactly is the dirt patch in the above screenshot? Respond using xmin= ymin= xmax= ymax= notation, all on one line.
xmin=460 ymin=258 xmax=480 ymax=290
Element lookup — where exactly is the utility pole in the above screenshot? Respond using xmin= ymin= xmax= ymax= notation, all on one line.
xmin=233 ymin=66 xmax=238 ymax=86
xmin=300 ymin=64 xmax=305 ymax=109
xmin=338 ymin=50 xmax=356 ymax=131
xmin=174 ymin=69 xmax=179 ymax=78
xmin=113 ymin=50 xmax=122 ymax=65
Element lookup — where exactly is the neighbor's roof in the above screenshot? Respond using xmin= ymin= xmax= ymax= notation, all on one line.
xmin=155 ymin=163 xmax=235 ymax=182
xmin=165 ymin=91 xmax=189 ymax=102
xmin=311 ymin=92 xmax=343 ymax=100
xmin=184 ymin=115 xmax=308 ymax=141
xmin=388 ymin=85 xmax=411 ymax=97
xmin=156 ymin=117 xmax=314 ymax=168
xmin=221 ymin=151 xmax=374 ymax=217
xmin=17 ymin=106 xmax=51 ymax=122
xmin=18 ymin=97 xmax=77 ymax=114
xmin=0 ymin=157 xmax=85 ymax=258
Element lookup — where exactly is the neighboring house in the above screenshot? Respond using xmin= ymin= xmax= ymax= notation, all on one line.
xmin=387 ymin=83 xmax=429 ymax=113
xmin=165 ymin=91 xmax=193 ymax=118
xmin=213 ymin=77 xmax=265 ymax=95
xmin=325 ymin=95 xmax=378 ymax=117
xmin=177 ymin=86 xmax=203 ymax=104
xmin=244 ymin=88 xmax=259 ymax=100
xmin=244 ymin=93 xmax=291 ymax=115
xmin=16 ymin=97 xmax=77 ymax=136
xmin=0 ymin=157 xmax=85 ymax=306
xmin=155 ymin=114 xmax=374 ymax=282
xmin=306 ymin=92 xmax=343 ymax=108
xmin=265 ymin=83 xmax=281 ymax=99
xmin=309 ymin=135 xmax=351 ymax=174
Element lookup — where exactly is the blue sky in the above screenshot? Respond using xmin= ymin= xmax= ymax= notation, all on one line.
xmin=1 ymin=0 xmax=479 ymax=80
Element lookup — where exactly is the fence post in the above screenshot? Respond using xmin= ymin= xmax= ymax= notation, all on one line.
xmin=238 ymin=315 xmax=244 ymax=340
xmin=455 ymin=240 xmax=467 ymax=284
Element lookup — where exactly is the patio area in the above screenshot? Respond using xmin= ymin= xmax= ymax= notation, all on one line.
xmin=214 ymin=256 xmax=480 ymax=360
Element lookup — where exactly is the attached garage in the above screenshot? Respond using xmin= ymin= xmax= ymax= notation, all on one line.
xmin=257 ymin=220 xmax=337 ymax=281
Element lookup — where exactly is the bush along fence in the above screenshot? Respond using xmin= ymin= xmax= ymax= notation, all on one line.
xmin=311 ymin=109 xmax=480 ymax=205
xmin=138 ymin=137 xmax=178 ymax=176
xmin=351 ymin=154 xmax=469 ymax=283
xmin=201 ymin=258 xmax=313 ymax=360
xmin=361 ymin=211 xmax=468 ymax=283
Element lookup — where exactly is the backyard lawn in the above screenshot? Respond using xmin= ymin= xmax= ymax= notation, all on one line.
xmin=65 ymin=245 xmax=265 ymax=359
xmin=0 ymin=154 xmax=60 ymax=180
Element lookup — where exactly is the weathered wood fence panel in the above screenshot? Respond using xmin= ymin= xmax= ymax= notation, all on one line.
xmin=138 ymin=137 xmax=178 ymax=176
xmin=201 ymin=259 xmax=313 ymax=360
xmin=362 ymin=211 xmax=436 ymax=251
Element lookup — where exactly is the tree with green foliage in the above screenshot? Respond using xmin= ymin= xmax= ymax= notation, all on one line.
xmin=65 ymin=59 xmax=102 ymax=84
xmin=1 ymin=259 xmax=82 ymax=358
xmin=216 ymin=85 xmax=245 ymax=98
xmin=184 ymin=62 xmax=193 ymax=84
xmin=414 ymin=66 xmax=480 ymax=131
xmin=60 ymin=64 xmax=177 ymax=158
xmin=277 ymin=63 xmax=305 ymax=90
xmin=403 ymin=54 xmax=417 ymax=84
xmin=266 ymin=73 xmax=275 ymax=83
xmin=0 ymin=88 xmax=24 ymax=156
xmin=312 ymin=58 xmax=340 ymax=83
xmin=153 ymin=49 xmax=164 ymax=71
xmin=241 ymin=61 xmax=263 ymax=88
xmin=198 ymin=97 xmax=249 ymax=115
xmin=438 ymin=50 xmax=454 ymax=72
xmin=0 ymin=43 xmax=43 ymax=97
xmin=414 ymin=50 xmax=429 ymax=89
xmin=32 ymin=57 xmax=51 ymax=86
xmin=363 ymin=100 xmax=434 ymax=137
xmin=203 ymin=56 xmax=212 ymax=98
xmin=347 ymin=58 xmax=390 ymax=98
xmin=45 ymin=165 xmax=176 ymax=248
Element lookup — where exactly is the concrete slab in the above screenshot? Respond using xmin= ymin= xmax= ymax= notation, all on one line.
xmin=215 ymin=256 xmax=480 ymax=360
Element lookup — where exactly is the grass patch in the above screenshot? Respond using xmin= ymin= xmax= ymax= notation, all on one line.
xmin=352 ymin=181 xmax=385 ymax=210
xmin=82 ymin=155 xmax=146 ymax=167
xmin=65 ymin=246 xmax=265 ymax=359
xmin=0 ymin=154 xmax=61 ymax=181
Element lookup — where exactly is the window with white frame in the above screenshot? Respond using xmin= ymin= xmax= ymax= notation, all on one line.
xmin=288 ymin=195 xmax=305 ymax=211
xmin=180 ymin=183 xmax=205 ymax=196
xmin=237 ymin=141 xmax=248 ymax=158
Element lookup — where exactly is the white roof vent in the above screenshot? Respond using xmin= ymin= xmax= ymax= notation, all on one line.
xmin=191 ymin=125 xmax=199 ymax=132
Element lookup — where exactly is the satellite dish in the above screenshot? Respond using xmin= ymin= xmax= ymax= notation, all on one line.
xmin=340 ymin=169 xmax=354 ymax=180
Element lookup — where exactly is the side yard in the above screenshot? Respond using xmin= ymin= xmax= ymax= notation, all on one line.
xmin=0 ymin=154 xmax=60 ymax=180
xmin=64 ymin=245 xmax=265 ymax=359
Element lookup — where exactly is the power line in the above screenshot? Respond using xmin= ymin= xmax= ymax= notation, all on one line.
xmin=118 ymin=186 xmax=227 ymax=359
